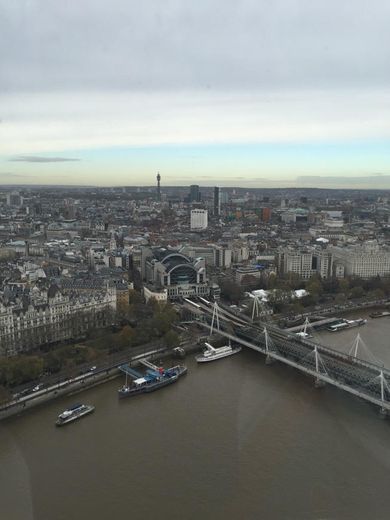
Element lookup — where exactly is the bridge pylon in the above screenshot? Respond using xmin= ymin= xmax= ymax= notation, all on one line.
xmin=379 ymin=370 xmax=389 ymax=416
xmin=313 ymin=346 xmax=326 ymax=387
xmin=263 ymin=327 xmax=276 ymax=365
xmin=209 ymin=302 xmax=221 ymax=337
xmin=251 ymin=294 xmax=270 ymax=322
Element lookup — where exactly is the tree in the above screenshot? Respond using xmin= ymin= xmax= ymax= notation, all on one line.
xmin=285 ymin=272 xmax=302 ymax=290
xmin=163 ymin=330 xmax=180 ymax=349
xmin=301 ymin=293 xmax=319 ymax=307
xmin=117 ymin=325 xmax=135 ymax=349
xmin=0 ymin=356 xmax=44 ymax=387
xmin=128 ymin=289 xmax=143 ymax=305
xmin=338 ymin=278 xmax=350 ymax=294
xmin=0 ymin=385 xmax=11 ymax=404
xmin=267 ymin=273 xmax=278 ymax=290
xmin=349 ymin=286 xmax=365 ymax=299
xmin=44 ymin=352 xmax=63 ymax=374
xmin=335 ymin=293 xmax=347 ymax=305
xmin=306 ymin=277 xmax=323 ymax=296
xmin=291 ymin=301 xmax=305 ymax=314
xmin=151 ymin=304 xmax=178 ymax=336
xmin=369 ymin=288 xmax=385 ymax=300
xmin=219 ymin=280 xmax=244 ymax=304
xmin=322 ymin=277 xmax=340 ymax=294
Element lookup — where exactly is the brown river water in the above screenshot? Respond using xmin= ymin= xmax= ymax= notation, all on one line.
xmin=2 ymin=310 xmax=390 ymax=520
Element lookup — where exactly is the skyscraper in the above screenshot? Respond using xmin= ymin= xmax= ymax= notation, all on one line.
xmin=214 ymin=186 xmax=220 ymax=216
xmin=156 ymin=172 xmax=161 ymax=201
xmin=189 ymin=185 xmax=201 ymax=202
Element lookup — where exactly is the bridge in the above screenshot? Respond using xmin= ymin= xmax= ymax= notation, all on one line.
xmin=182 ymin=297 xmax=390 ymax=415
xmin=285 ymin=316 xmax=341 ymax=332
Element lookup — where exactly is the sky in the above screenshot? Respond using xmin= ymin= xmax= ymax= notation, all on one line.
xmin=1 ymin=0 xmax=390 ymax=188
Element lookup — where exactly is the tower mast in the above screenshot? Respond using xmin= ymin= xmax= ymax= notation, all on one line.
xmin=156 ymin=172 xmax=161 ymax=202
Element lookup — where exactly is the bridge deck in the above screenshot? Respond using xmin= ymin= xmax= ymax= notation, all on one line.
xmin=286 ymin=317 xmax=341 ymax=332
xmin=118 ymin=365 xmax=143 ymax=379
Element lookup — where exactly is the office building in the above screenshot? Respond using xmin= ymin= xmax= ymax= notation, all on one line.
xmin=214 ymin=187 xmax=220 ymax=216
xmin=277 ymin=248 xmax=333 ymax=279
xmin=190 ymin=209 xmax=208 ymax=230
xmin=6 ymin=191 xmax=23 ymax=207
xmin=189 ymin=185 xmax=201 ymax=202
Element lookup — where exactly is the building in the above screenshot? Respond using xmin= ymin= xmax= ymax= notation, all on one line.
xmin=261 ymin=207 xmax=272 ymax=223
xmin=143 ymin=285 xmax=168 ymax=303
xmin=181 ymin=245 xmax=215 ymax=266
xmin=213 ymin=245 xmax=232 ymax=269
xmin=277 ymin=248 xmax=333 ymax=279
xmin=6 ymin=191 xmax=23 ymax=207
xmin=330 ymin=241 xmax=390 ymax=279
xmin=189 ymin=185 xmax=201 ymax=202
xmin=142 ymin=247 xmax=211 ymax=300
xmin=231 ymin=245 xmax=250 ymax=263
xmin=220 ymin=191 xmax=229 ymax=204
xmin=0 ymin=285 xmax=116 ymax=356
xmin=180 ymin=244 xmax=231 ymax=268
xmin=214 ymin=187 xmax=220 ymax=216
xmin=190 ymin=209 xmax=208 ymax=230
xmin=234 ymin=266 xmax=262 ymax=284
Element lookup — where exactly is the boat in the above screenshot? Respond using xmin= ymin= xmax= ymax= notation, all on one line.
xmin=295 ymin=331 xmax=313 ymax=339
xmin=118 ymin=365 xmax=187 ymax=398
xmin=370 ymin=311 xmax=390 ymax=319
xmin=327 ymin=319 xmax=367 ymax=332
xmin=55 ymin=403 xmax=95 ymax=426
xmin=195 ymin=341 xmax=242 ymax=363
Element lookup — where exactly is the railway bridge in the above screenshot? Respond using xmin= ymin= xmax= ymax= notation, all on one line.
xmin=182 ymin=297 xmax=390 ymax=415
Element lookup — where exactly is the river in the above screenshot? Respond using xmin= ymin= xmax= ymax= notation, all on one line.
xmin=2 ymin=311 xmax=390 ymax=519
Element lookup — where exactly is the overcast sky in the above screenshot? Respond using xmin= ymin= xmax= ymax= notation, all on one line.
xmin=1 ymin=0 xmax=390 ymax=187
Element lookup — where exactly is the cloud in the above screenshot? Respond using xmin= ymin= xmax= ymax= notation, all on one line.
xmin=1 ymin=1 xmax=390 ymax=92
xmin=9 ymin=156 xmax=80 ymax=163
xmin=296 ymin=175 xmax=390 ymax=188
xmin=1 ymin=89 xmax=390 ymax=155
xmin=1 ymin=2 xmax=390 ymax=186
xmin=0 ymin=172 xmax=29 ymax=178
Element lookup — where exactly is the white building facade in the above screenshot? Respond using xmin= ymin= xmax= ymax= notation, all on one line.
xmin=330 ymin=241 xmax=390 ymax=278
xmin=190 ymin=209 xmax=208 ymax=230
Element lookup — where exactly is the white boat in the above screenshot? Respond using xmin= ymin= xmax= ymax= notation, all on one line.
xmin=195 ymin=341 xmax=241 ymax=363
xmin=295 ymin=331 xmax=313 ymax=339
xmin=327 ymin=318 xmax=367 ymax=332
xmin=56 ymin=403 xmax=95 ymax=426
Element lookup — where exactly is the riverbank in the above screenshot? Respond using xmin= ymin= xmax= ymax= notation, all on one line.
xmin=0 ymin=367 xmax=122 ymax=421
xmin=0 ymin=340 xmax=203 ymax=421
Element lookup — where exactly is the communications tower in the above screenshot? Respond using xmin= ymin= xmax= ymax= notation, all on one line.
xmin=156 ymin=172 xmax=161 ymax=201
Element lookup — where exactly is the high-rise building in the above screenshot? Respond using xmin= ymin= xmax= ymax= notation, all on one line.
xmin=214 ymin=187 xmax=220 ymax=216
xmin=6 ymin=191 xmax=22 ymax=207
xmin=156 ymin=173 xmax=161 ymax=201
xmin=190 ymin=209 xmax=208 ymax=230
xmin=262 ymin=207 xmax=272 ymax=222
xmin=220 ymin=191 xmax=229 ymax=204
xmin=63 ymin=198 xmax=76 ymax=219
xmin=189 ymin=185 xmax=201 ymax=202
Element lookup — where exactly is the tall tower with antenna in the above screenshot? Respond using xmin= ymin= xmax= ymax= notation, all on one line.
xmin=156 ymin=172 xmax=161 ymax=202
